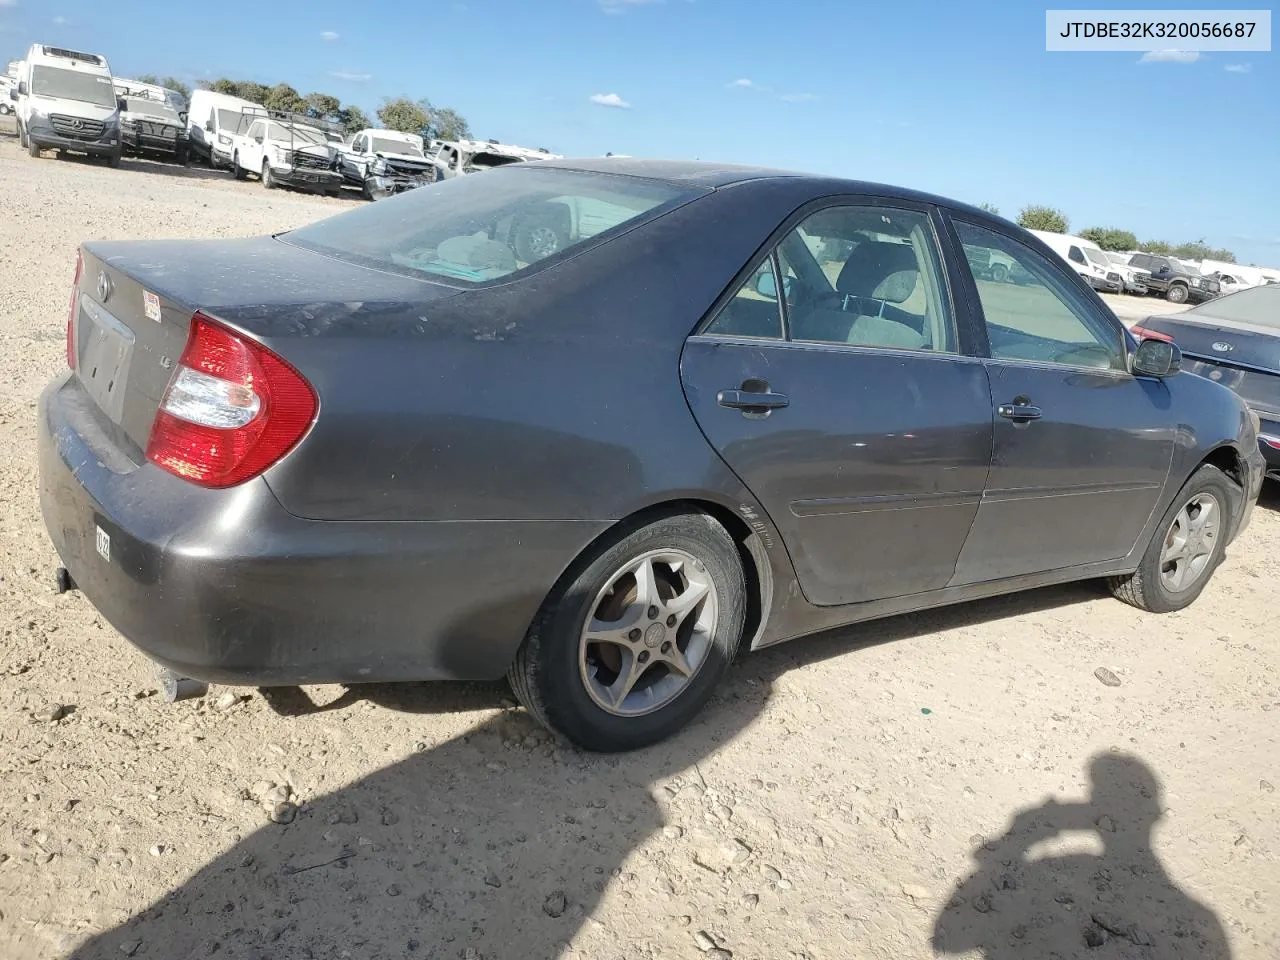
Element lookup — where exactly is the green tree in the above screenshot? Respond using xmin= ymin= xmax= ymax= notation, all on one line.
xmin=303 ymin=92 xmax=342 ymax=121
xmin=428 ymin=105 xmax=471 ymax=142
xmin=336 ymin=104 xmax=371 ymax=135
xmin=263 ymin=82 xmax=305 ymax=114
xmin=135 ymin=74 xmax=192 ymax=101
xmin=977 ymin=202 xmax=1000 ymax=216
xmin=1140 ymin=239 xmax=1173 ymax=255
xmin=1080 ymin=227 xmax=1138 ymax=252
xmin=377 ymin=97 xmax=431 ymax=136
xmin=1172 ymin=239 xmax=1236 ymax=263
xmin=1016 ymin=205 xmax=1069 ymax=233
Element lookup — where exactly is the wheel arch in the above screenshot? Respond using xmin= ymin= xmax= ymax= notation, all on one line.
xmin=522 ymin=496 xmax=776 ymax=671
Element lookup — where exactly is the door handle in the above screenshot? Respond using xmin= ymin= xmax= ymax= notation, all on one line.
xmin=717 ymin=389 xmax=789 ymax=412
xmin=998 ymin=402 xmax=1042 ymax=421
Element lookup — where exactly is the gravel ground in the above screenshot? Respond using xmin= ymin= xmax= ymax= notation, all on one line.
xmin=1 ymin=134 xmax=1277 ymax=960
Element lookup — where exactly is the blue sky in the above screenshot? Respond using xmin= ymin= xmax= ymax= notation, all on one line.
xmin=3 ymin=0 xmax=1277 ymax=265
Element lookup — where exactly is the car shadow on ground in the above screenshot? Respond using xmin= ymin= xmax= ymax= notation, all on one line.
xmin=262 ymin=581 xmax=1108 ymax=718
xmin=1257 ymin=479 xmax=1280 ymax=512
xmin=65 ymin=580 xmax=1199 ymax=960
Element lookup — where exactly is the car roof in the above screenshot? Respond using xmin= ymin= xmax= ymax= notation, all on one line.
xmin=530 ymin=157 xmax=998 ymax=216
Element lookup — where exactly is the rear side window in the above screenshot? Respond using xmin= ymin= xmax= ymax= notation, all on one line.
xmin=284 ymin=168 xmax=701 ymax=286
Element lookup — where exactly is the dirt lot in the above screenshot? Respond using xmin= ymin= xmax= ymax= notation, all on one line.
xmin=1 ymin=134 xmax=1277 ymax=960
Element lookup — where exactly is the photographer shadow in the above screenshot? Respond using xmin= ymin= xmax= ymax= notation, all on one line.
xmin=932 ymin=753 xmax=1231 ymax=959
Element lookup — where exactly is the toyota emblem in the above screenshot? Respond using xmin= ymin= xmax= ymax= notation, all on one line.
xmin=1211 ymin=341 xmax=1233 ymax=352
xmin=97 ymin=271 xmax=112 ymax=302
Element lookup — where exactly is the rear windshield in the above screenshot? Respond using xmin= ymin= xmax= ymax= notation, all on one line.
xmin=283 ymin=167 xmax=700 ymax=285
xmin=1187 ymin=284 xmax=1280 ymax=328
xmin=31 ymin=65 xmax=116 ymax=108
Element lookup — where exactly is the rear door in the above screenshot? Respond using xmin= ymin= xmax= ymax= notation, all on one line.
xmin=944 ymin=216 xmax=1174 ymax=584
xmin=681 ymin=200 xmax=993 ymax=607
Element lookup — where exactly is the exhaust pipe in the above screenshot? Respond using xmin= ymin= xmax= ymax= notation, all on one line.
xmin=54 ymin=567 xmax=76 ymax=594
xmin=158 ymin=668 xmax=208 ymax=703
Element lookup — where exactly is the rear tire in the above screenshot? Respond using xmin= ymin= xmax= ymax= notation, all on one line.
xmin=508 ymin=509 xmax=747 ymax=752
xmin=990 ymin=262 xmax=1009 ymax=284
xmin=1108 ymin=464 xmax=1234 ymax=612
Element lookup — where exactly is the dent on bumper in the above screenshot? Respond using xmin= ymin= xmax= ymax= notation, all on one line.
xmin=38 ymin=375 xmax=607 ymax=686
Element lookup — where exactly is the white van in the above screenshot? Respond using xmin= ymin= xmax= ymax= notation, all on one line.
xmin=187 ymin=88 xmax=265 ymax=169
xmin=1029 ymin=230 xmax=1123 ymax=294
xmin=10 ymin=44 xmax=121 ymax=165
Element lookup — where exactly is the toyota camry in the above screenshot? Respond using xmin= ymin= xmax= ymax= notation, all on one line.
xmin=39 ymin=159 xmax=1265 ymax=751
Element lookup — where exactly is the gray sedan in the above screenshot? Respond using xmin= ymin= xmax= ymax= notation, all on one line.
xmin=38 ymin=160 xmax=1266 ymax=751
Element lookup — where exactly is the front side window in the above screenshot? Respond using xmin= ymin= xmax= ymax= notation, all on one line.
xmin=955 ymin=220 xmax=1126 ymax=372
xmin=1068 ymin=246 xmax=1086 ymax=264
xmin=284 ymin=167 xmax=702 ymax=285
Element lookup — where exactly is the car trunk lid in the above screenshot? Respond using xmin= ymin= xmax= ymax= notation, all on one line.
xmin=73 ymin=236 xmax=462 ymax=458
xmin=1138 ymin=312 xmax=1280 ymax=416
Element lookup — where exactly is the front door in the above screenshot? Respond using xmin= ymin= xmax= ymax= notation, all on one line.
xmin=681 ymin=201 xmax=993 ymax=607
xmin=947 ymin=218 xmax=1175 ymax=584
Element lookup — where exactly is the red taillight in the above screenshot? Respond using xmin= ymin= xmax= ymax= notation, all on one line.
xmin=67 ymin=251 xmax=83 ymax=370
xmin=1130 ymin=325 xmax=1174 ymax=343
xmin=145 ymin=313 xmax=317 ymax=488
xmin=1261 ymin=435 xmax=1280 ymax=451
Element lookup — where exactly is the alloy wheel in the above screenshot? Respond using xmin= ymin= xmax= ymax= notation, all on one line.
xmin=1159 ymin=492 xmax=1220 ymax=593
xmin=578 ymin=549 xmax=717 ymax=718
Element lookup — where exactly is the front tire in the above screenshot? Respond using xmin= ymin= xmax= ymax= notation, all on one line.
xmin=106 ymin=147 xmax=121 ymax=168
xmin=508 ymin=509 xmax=747 ymax=752
xmin=261 ymin=161 xmax=275 ymax=189
xmin=232 ymin=152 xmax=247 ymax=180
xmin=1109 ymin=464 xmax=1234 ymax=612
xmin=1166 ymin=283 xmax=1189 ymax=304
xmin=990 ymin=262 xmax=1009 ymax=284
xmin=27 ymin=136 xmax=40 ymax=158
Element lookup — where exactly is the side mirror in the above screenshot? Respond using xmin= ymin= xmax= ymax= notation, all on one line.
xmin=204 ymin=121 xmax=214 ymax=132
xmin=1132 ymin=337 xmax=1181 ymax=377
xmin=754 ymin=270 xmax=780 ymax=299
xmin=117 ymin=99 xmax=128 ymax=112
xmin=254 ymin=135 xmax=263 ymax=144
xmin=17 ymin=81 xmax=27 ymax=96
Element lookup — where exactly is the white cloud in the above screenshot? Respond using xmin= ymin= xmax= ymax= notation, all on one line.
xmin=53 ymin=14 xmax=69 ymax=24
xmin=320 ymin=30 xmax=339 ymax=41
xmin=599 ymin=0 xmax=663 ymax=13
xmin=0 ymin=0 xmax=19 ymax=8
xmin=329 ymin=69 xmax=371 ymax=82
xmin=1138 ymin=49 xmax=1200 ymax=64
xmin=590 ymin=92 xmax=631 ymax=109
xmin=1224 ymin=63 xmax=1251 ymax=73
xmin=729 ymin=78 xmax=755 ymax=89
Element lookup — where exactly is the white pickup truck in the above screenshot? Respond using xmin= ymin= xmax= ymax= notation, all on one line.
xmin=229 ymin=115 xmax=342 ymax=194
xmin=339 ymin=128 xmax=438 ymax=200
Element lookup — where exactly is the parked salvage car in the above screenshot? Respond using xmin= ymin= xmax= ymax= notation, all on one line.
xmin=1132 ymin=283 xmax=1280 ymax=482
xmin=117 ymin=92 xmax=189 ymax=164
xmin=1103 ymin=251 xmax=1149 ymax=295
xmin=230 ymin=115 xmax=342 ymax=195
xmin=427 ymin=138 xmax=561 ymax=180
xmin=340 ymin=128 xmax=438 ymax=199
xmin=38 ymin=160 xmax=1265 ymax=752
xmin=1128 ymin=253 xmax=1220 ymax=304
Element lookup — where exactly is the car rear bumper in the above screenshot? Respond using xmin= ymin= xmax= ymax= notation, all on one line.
xmin=38 ymin=374 xmax=605 ymax=686
xmin=1259 ymin=416 xmax=1280 ymax=480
